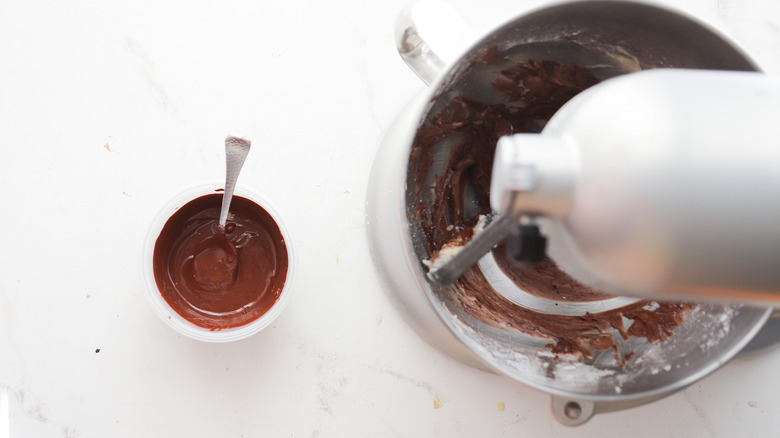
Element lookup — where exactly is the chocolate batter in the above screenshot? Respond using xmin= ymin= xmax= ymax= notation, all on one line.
xmin=153 ymin=194 xmax=288 ymax=330
xmin=409 ymin=52 xmax=694 ymax=361
xmin=493 ymin=244 xmax=613 ymax=302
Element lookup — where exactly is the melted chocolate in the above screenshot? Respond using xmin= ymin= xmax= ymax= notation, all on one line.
xmin=409 ymin=53 xmax=694 ymax=361
xmin=153 ymin=194 xmax=288 ymax=330
xmin=192 ymin=231 xmax=239 ymax=291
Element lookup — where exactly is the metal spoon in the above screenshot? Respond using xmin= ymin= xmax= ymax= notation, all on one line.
xmin=219 ymin=135 xmax=252 ymax=229
xmin=191 ymin=135 xmax=251 ymax=290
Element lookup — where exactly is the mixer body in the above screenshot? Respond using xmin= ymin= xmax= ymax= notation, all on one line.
xmin=491 ymin=69 xmax=780 ymax=303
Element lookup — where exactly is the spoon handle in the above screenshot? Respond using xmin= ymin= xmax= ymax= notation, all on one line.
xmin=220 ymin=135 xmax=251 ymax=228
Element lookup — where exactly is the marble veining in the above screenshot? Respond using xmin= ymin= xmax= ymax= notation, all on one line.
xmin=0 ymin=0 xmax=778 ymax=436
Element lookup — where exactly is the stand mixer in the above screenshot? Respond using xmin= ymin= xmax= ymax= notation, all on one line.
xmin=428 ymin=68 xmax=780 ymax=304
xmin=367 ymin=0 xmax=780 ymax=425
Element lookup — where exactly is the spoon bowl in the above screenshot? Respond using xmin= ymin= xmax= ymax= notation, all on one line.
xmin=192 ymin=231 xmax=239 ymax=291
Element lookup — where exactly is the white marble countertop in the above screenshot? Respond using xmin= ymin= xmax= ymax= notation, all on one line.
xmin=1 ymin=0 xmax=779 ymax=436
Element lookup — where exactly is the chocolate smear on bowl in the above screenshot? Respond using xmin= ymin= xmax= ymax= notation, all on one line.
xmin=408 ymin=50 xmax=694 ymax=362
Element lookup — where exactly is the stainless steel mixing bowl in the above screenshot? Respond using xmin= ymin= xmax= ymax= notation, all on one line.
xmin=367 ymin=0 xmax=772 ymax=425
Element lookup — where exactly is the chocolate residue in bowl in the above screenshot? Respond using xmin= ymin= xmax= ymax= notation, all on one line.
xmin=408 ymin=52 xmax=695 ymax=362
xmin=493 ymin=244 xmax=613 ymax=302
xmin=456 ymin=266 xmax=692 ymax=361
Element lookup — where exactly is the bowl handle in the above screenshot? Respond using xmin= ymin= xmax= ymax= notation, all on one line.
xmin=394 ymin=0 xmax=479 ymax=86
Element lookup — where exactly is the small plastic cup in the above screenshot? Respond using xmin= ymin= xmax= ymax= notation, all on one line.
xmin=143 ymin=181 xmax=295 ymax=342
